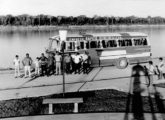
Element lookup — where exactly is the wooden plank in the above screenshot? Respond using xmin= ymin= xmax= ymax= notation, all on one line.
xmin=43 ymin=98 xmax=83 ymax=104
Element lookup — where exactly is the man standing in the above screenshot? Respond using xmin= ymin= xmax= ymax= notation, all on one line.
xmin=73 ymin=52 xmax=81 ymax=74
xmin=147 ymin=61 xmax=156 ymax=87
xmin=22 ymin=53 xmax=32 ymax=78
xmin=47 ymin=53 xmax=55 ymax=76
xmin=13 ymin=55 xmax=20 ymax=78
xmin=64 ymin=53 xmax=72 ymax=74
xmin=34 ymin=57 xmax=40 ymax=76
xmin=55 ymin=52 xmax=62 ymax=75
xmin=40 ymin=53 xmax=48 ymax=76
xmin=81 ymin=52 xmax=89 ymax=74
xmin=158 ymin=57 xmax=165 ymax=79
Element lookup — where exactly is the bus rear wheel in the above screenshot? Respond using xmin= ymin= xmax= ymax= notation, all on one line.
xmin=116 ymin=57 xmax=128 ymax=69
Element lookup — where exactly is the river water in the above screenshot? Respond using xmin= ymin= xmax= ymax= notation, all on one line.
xmin=0 ymin=25 xmax=164 ymax=68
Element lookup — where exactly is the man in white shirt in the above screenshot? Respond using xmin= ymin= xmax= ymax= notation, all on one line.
xmin=55 ymin=52 xmax=62 ymax=75
xmin=73 ymin=52 xmax=81 ymax=74
xmin=81 ymin=52 xmax=89 ymax=74
xmin=13 ymin=55 xmax=20 ymax=78
xmin=147 ymin=61 xmax=155 ymax=87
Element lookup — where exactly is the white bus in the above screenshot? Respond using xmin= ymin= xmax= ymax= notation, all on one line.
xmin=46 ymin=32 xmax=151 ymax=69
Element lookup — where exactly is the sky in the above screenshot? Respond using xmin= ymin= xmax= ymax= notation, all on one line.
xmin=0 ymin=0 xmax=165 ymax=17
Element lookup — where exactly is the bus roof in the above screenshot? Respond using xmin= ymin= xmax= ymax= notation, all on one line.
xmin=49 ymin=32 xmax=148 ymax=40
xmin=91 ymin=32 xmax=148 ymax=37
xmin=49 ymin=34 xmax=85 ymax=40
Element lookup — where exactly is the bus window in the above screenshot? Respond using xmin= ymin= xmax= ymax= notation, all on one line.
xmin=90 ymin=41 xmax=97 ymax=48
xmin=68 ymin=42 xmax=75 ymax=51
xmin=134 ymin=39 xmax=140 ymax=46
xmin=68 ymin=42 xmax=71 ymax=50
xmin=125 ymin=39 xmax=132 ymax=46
xmin=86 ymin=41 xmax=90 ymax=49
xmin=118 ymin=40 xmax=125 ymax=47
xmin=107 ymin=40 xmax=117 ymax=47
xmin=143 ymin=38 xmax=147 ymax=45
xmin=112 ymin=40 xmax=117 ymax=47
xmin=98 ymin=41 xmax=102 ymax=48
xmin=80 ymin=41 xmax=84 ymax=49
xmin=102 ymin=40 xmax=106 ymax=48
xmin=134 ymin=38 xmax=147 ymax=46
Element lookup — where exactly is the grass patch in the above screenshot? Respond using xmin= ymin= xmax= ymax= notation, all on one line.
xmin=0 ymin=89 xmax=164 ymax=118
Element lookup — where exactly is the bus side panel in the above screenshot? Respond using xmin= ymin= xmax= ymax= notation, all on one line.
xmin=126 ymin=45 xmax=151 ymax=64
xmin=128 ymin=56 xmax=151 ymax=64
xmin=87 ymin=49 xmax=100 ymax=67
xmin=126 ymin=46 xmax=151 ymax=54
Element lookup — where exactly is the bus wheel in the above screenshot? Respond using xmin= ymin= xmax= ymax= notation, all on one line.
xmin=116 ymin=57 xmax=128 ymax=69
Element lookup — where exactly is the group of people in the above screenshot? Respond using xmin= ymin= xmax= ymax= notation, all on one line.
xmin=13 ymin=51 xmax=91 ymax=78
xmin=144 ymin=57 xmax=165 ymax=87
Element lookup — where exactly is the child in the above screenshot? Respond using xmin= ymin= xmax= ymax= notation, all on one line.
xmin=34 ymin=57 xmax=40 ymax=76
xmin=13 ymin=55 xmax=20 ymax=78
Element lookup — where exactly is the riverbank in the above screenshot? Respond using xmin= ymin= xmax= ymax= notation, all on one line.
xmin=1 ymin=24 xmax=165 ymax=32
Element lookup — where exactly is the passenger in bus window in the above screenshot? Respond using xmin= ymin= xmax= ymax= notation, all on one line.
xmin=102 ymin=40 xmax=106 ymax=48
xmin=143 ymin=38 xmax=147 ymax=45
xmin=86 ymin=41 xmax=90 ymax=49
xmin=90 ymin=41 xmax=97 ymax=48
xmin=119 ymin=40 xmax=122 ymax=46
xmin=110 ymin=41 xmax=113 ymax=47
xmin=113 ymin=40 xmax=117 ymax=47
xmin=119 ymin=40 xmax=125 ymax=47
xmin=107 ymin=41 xmax=110 ymax=47
xmin=80 ymin=42 xmax=84 ymax=49
xmin=134 ymin=39 xmax=138 ymax=46
xmin=125 ymin=39 xmax=132 ymax=46
xmin=139 ymin=39 xmax=143 ymax=45
xmin=118 ymin=40 xmax=121 ymax=46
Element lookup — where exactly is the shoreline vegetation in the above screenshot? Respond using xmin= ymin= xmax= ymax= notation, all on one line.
xmin=1 ymin=24 xmax=165 ymax=32
xmin=0 ymin=15 xmax=165 ymax=27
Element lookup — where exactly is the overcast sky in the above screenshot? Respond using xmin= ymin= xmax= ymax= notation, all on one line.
xmin=0 ymin=0 xmax=164 ymax=17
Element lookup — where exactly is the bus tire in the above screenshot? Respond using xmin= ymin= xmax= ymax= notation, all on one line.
xmin=116 ymin=57 xmax=128 ymax=69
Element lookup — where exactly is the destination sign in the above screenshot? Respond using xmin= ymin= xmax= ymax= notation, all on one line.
xmin=93 ymin=36 xmax=122 ymax=40
xmin=67 ymin=37 xmax=91 ymax=41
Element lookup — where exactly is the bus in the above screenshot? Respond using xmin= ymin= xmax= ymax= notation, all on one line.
xmin=46 ymin=32 xmax=151 ymax=69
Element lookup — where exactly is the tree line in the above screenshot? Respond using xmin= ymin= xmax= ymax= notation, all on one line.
xmin=0 ymin=14 xmax=165 ymax=26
